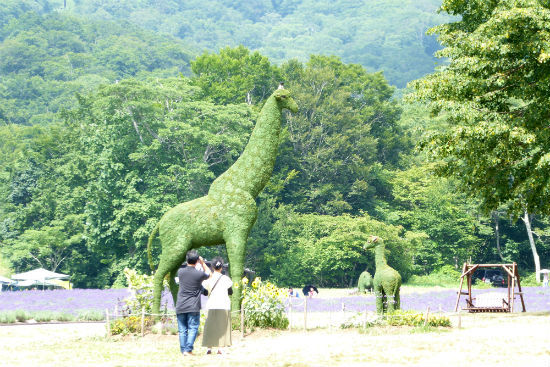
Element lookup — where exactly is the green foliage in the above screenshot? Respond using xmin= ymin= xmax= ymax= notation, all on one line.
xmin=76 ymin=310 xmax=105 ymax=321
xmin=191 ymin=46 xmax=281 ymax=105
xmin=341 ymin=310 xmax=451 ymax=329
xmin=32 ymin=311 xmax=76 ymax=322
xmin=519 ymin=272 xmax=539 ymax=287
xmin=275 ymin=55 xmax=407 ymax=215
xmin=110 ymin=315 xmax=154 ymax=336
xmin=473 ymin=278 xmax=493 ymax=289
xmin=0 ymin=309 xmax=104 ymax=323
xmin=385 ymin=310 xmax=451 ymax=327
xmin=65 ymin=0 xmax=451 ymax=87
xmin=122 ymin=268 xmax=156 ymax=314
xmin=409 ymin=0 xmax=550 ymax=217
xmin=14 ymin=310 xmax=29 ymax=322
xmin=240 ymin=277 xmax=289 ymax=329
xmin=387 ymin=164 xmax=492 ymax=273
xmin=406 ymin=265 xmax=462 ymax=287
xmin=251 ymin=209 xmax=413 ymax=287
xmin=0 ymin=5 xmax=193 ymax=126
xmin=0 ymin=311 xmax=17 ymax=323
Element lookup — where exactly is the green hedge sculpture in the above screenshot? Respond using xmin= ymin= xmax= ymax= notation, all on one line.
xmin=148 ymin=85 xmax=298 ymax=315
xmin=357 ymin=269 xmax=373 ymax=293
xmin=364 ymin=236 xmax=401 ymax=314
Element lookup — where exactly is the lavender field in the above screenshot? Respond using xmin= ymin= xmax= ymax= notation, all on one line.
xmin=288 ymin=286 xmax=550 ymax=313
xmin=0 ymin=288 xmax=131 ymax=315
xmin=0 ymin=287 xmax=549 ymax=317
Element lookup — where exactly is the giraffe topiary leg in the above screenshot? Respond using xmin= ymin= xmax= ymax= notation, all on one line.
xmin=375 ymin=289 xmax=385 ymax=314
xmin=225 ymin=233 xmax=248 ymax=311
xmin=168 ymin=269 xmax=179 ymax=310
xmin=386 ymin=291 xmax=396 ymax=313
xmin=152 ymin=235 xmax=190 ymax=317
xmin=393 ymin=287 xmax=400 ymax=310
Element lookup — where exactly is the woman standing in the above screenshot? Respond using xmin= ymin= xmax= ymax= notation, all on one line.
xmin=202 ymin=256 xmax=233 ymax=355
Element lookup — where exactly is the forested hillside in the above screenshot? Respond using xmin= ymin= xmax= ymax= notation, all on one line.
xmin=0 ymin=0 xmax=194 ymax=125
xmin=47 ymin=0 xmax=448 ymax=87
xmin=0 ymin=0 xmax=548 ymax=288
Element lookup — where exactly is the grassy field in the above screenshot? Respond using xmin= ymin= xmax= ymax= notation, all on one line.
xmin=2 ymin=312 xmax=550 ymax=367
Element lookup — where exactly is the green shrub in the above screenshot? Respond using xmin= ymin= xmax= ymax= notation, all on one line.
xmin=53 ymin=312 xmax=76 ymax=322
xmin=340 ymin=312 xmax=384 ymax=329
xmin=110 ymin=315 xmax=155 ymax=336
xmin=473 ymin=278 xmax=493 ymax=289
xmin=520 ymin=272 xmax=539 ymax=286
xmin=0 ymin=311 xmax=17 ymax=323
xmin=14 ymin=310 xmax=30 ymax=322
xmin=385 ymin=310 xmax=451 ymax=327
xmin=77 ymin=310 xmax=105 ymax=321
xmin=406 ymin=265 xmax=461 ymax=287
xmin=32 ymin=311 xmax=55 ymax=322
xmin=240 ymin=277 xmax=289 ymax=329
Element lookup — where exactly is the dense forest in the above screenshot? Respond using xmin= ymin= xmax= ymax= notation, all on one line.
xmin=1 ymin=0 xmax=548 ymax=288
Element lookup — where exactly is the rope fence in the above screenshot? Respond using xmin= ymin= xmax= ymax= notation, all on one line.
xmin=104 ymin=293 xmax=466 ymax=338
xmin=283 ymin=295 xmax=459 ymax=331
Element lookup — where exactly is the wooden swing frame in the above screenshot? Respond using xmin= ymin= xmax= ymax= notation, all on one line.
xmin=454 ymin=262 xmax=526 ymax=313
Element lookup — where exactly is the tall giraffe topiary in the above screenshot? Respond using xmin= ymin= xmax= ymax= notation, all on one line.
xmin=147 ymin=85 xmax=298 ymax=315
xmin=364 ymin=236 xmax=401 ymax=314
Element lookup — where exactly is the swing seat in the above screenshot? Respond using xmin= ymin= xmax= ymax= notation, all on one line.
xmin=464 ymin=292 xmax=510 ymax=312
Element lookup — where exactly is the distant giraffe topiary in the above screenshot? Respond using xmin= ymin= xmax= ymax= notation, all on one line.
xmin=357 ymin=269 xmax=373 ymax=293
xmin=364 ymin=235 xmax=401 ymax=314
xmin=147 ymin=85 xmax=298 ymax=315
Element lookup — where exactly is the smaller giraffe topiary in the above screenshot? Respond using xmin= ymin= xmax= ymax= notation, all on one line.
xmin=364 ymin=235 xmax=401 ymax=314
xmin=357 ymin=269 xmax=373 ymax=293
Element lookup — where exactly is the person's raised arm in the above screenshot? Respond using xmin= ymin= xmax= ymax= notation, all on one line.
xmin=198 ymin=256 xmax=212 ymax=277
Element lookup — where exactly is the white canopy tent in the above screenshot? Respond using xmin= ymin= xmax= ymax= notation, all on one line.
xmin=0 ymin=275 xmax=14 ymax=284
xmin=12 ymin=268 xmax=69 ymax=281
xmin=0 ymin=275 xmax=16 ymax=291
xmin=11 ymin=268 xmax=70 ymax=290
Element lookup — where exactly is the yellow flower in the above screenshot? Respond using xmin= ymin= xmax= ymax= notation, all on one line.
xmin=233 ymin=282 xmax=240 ymax=289
xmin=241 ymin=277 xmax=249 ymax=285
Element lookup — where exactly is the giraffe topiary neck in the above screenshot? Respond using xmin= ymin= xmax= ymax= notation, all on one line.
xmin=209 ymin=95 xmax=283 ymax=198
xmin=374 ymin=243 xmax=388 ymax=268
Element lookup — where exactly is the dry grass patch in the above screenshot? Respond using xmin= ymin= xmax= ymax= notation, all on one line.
xmin=1 ymin=313 xmax=550 ymax=366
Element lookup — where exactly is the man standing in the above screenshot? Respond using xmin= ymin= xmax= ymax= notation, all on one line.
xmin=176 ymin=250 xmax=210 ymax=356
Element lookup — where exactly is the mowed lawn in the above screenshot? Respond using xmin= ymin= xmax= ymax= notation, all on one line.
xmin=2 ymin=313 xmax=550 ymax=367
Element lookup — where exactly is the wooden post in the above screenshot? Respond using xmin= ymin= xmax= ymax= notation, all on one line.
xmin=240 ymin=302 xmax=245 ymax=338
xmin=454 ymin=262 xmax=467 ymax=311
xmin=511 ymin=264 xmax=516 ymax=312
xmin=423 ymin=306 xmax=430 ymax=327
xmin=105 ymin=309 xmax=111 ymax=337
xmin=457 ymin=309 xmax=462 ymax=329
xmin=141 ymin=307 xmax=145 ymax=337
xmin=304 ymin=297 xmax=308 ymax=331
xmin=288 ymin=298 xmax=292 ymax=331
xmin=467 ymin=270 xmax=473 ymax=310
xmin=328 ymin=302 xmax=332 ymax=330
xmin=515 ymin=263 xmax=526 ymax=312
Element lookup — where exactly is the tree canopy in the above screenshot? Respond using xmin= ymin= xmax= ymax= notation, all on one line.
xmin=410 ymin=0 xmax=550 ymax=217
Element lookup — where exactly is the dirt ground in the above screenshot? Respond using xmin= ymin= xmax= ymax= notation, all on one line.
xmin=1 ymin=313 xmax=550 ymax=367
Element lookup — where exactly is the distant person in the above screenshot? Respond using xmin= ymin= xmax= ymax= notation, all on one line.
xmin=202 ymin=257 xmax=233 ymax=355
xmin=176 ymin=250 xmax=211 ymax=356
xmin=302 ymin=285 xmax=319 ymax=298
xmin=288 ymin=287 xmax=300 ymax=297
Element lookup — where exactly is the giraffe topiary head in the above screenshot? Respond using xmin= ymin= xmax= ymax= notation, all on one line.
xmin=363 ymin=235 xmax=380 ymax=250
xmin=273 ymin=86 xmax=298 ymax=113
